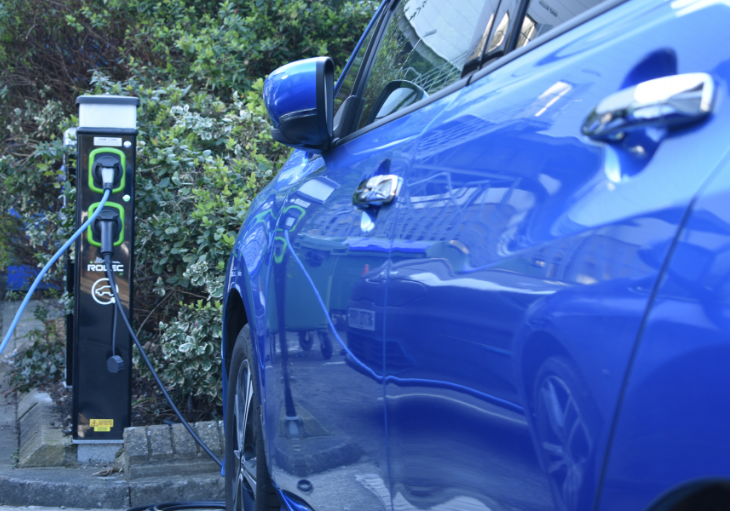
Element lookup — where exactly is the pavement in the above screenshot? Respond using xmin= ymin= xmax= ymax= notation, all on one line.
xmin=0 ymin=299 xmax=225 ymax=509
xmin=0 ymin=299 xmax=46 ymax=476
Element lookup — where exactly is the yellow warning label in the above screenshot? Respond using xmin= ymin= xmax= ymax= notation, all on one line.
xmin=90 ymin=419 xmax=113 ymax=432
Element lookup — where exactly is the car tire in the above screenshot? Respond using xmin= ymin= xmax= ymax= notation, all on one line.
xmin=319 ymin=331 xmax=333 ymax=360
xmin=532 ymin=356 xmax=599 ymax=511
xmin=298 ymin=331 xmax=314 ymax=351
xmin=225 ymin=324 xmax=279 ymax=511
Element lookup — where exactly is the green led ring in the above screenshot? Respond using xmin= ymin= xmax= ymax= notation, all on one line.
xmin=86 ymin=202 xmax=125 ymax=248
xmin=88 ymin=148 xmax=126 ymax=194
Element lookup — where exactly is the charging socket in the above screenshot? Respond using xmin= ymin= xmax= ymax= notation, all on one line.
xmin=89 ymin=148 xmax=126 ymax=193
xmin=87 ymin=203 xmax=124 ymax=247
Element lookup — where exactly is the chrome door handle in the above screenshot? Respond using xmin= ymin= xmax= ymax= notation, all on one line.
xmin=582 ymin=73 xmax=715 ymax=141
xmin=352 ymin=174 xmax=402 ymax=209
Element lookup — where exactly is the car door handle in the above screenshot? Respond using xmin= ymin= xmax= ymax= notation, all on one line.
xmin=582 ymin=73 xmax=715 ymax=141
xmin=352 ymin=175 xmax=402 ymax=209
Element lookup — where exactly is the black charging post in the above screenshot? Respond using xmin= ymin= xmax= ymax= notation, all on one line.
xmin=72 ymin=95 xmax=139 ymax=462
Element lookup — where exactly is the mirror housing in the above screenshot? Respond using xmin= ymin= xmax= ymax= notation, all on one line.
xmin=264 ymin=57 xmax=334 ymax=153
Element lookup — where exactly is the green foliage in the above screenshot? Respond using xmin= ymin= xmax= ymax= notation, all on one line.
xmin=175 ymin=0 xmax=379 ymax=90
xmin=0 ymin=94 xmax=79 ymax=290
xmin=0 ymin=0 xmax=377 ymax=125
xmin=0 ymin=214 xmax=22 ymax=271
xmin=0 ymin=0 xmax=378 ymax=407
xmin=158 ymin=300 xmax=222 ymax=402
xmin=6 ymin=303 xmax=65 ymax=394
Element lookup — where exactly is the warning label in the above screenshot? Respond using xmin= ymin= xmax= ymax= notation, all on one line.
xmin=90 ymin=419 xmax=114 ymax=432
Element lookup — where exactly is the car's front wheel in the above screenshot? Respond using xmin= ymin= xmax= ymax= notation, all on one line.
xmin=533 ymin=356 xmax=598 ymax=511
xmin=225 ymin=324 xmax=279 ymax=511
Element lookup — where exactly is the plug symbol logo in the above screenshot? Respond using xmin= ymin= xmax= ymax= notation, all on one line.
xmin=91 ymin=278 xmax=118 ymax=305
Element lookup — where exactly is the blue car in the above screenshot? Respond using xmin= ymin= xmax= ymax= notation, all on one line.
xmin=220 ymin=0 xmax=730 ymax=509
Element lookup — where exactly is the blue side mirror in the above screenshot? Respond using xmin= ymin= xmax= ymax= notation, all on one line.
xmin=263 ymin=57 xmax=334 ymax=153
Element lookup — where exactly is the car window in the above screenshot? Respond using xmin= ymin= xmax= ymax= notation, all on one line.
xmin=514 ymin=0 xmax=606 ymax=48
xmin=356 ymin=0 xmax=496 ymax=131
xmin=334 ymin=26 xmax=377 ymax=116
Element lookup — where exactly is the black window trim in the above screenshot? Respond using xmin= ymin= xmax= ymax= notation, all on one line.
xmin=334 ymin=0 xmax=390 ymax=98
xmin=329 ymin=0 xmax=629 ymax=152
xmin=331 ymin=0 xmax=395 ymax=141
xmin=478 ymin=0 xmax=515 ymax=65
xmin=348 ymin=2 xmax=394 ymax=101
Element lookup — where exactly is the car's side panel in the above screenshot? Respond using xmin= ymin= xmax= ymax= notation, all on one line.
xmin=224 ymin=151 xmax=315 ymax=467
xmin=222 ymin=3 xmax=389 ymax=500
xmin=598 ymin=150 xmax=730 ymax=510
xmin=380 ymin=0 xmax=730 ymax=509
xmin=260 ymin=93 xmax=459 ymax=509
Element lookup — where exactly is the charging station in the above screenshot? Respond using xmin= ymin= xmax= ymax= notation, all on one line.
xmin=0 ymin=93 xmax=221 ymax=479
xmin=72 ymin=95 xmax=138 ymax=450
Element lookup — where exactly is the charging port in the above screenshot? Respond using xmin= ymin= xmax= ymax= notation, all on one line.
xmin=88 ymin=204 xmax=124 ymax=251
xmin=89 ymin=148 xmax=126 ymax=193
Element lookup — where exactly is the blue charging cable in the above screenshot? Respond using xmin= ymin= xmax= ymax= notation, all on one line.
xmin=0 ymin=188 xmax=112 ymax=356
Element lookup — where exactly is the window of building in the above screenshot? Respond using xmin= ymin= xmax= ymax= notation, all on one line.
xmin=515 ymin=0 xmax=605 ymax=48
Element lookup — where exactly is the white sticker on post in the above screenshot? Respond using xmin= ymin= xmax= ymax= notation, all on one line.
xmin=93 ymin=137 xmax=123 ymax=147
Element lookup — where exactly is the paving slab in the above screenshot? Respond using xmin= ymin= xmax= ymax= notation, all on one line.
xmin=193 ymin=422 xmax=222 ymax=456
xmin=146 ymin=425 xmax=173 ymax=461
xmin=170 ymin=424 xmax=197 ymax=459
xmin=123 ymin=422 xmax=222 ymax=480
xmin=76 ymin=444 xmax=121 ymax=465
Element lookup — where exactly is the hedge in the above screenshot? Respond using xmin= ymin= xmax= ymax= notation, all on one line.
xmin=0 ymin=0 xmax=378 ymax=412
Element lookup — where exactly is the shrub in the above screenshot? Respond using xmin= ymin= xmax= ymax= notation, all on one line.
xmin=1 ymin=0 xmax=378 ymax=409
xmin=6 ymin=303 xmax=66 ymax=394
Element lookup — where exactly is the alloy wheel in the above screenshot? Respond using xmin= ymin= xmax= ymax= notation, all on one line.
xmin=232 ymin=359 xmax=257 ymax=510
xmin=537 ymin=374 xmax=592 ymax=511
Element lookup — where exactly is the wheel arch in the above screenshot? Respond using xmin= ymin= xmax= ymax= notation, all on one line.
xmin=224 ymin=287 xmax=248 ymax=375
xmin=518 ymin=329 xmax=572 ymax=405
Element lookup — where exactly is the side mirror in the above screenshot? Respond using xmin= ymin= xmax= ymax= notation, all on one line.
xmin=263 ymin=57 xmax=334 ymax=153
xmin=366 ymin=80 xmax=427 ymax=125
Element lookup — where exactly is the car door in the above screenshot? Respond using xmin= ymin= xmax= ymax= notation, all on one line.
xmin=260 ymin=2 xmax=494 ymax=509
xmin=382 ymin=0 xmax=730 ymax=510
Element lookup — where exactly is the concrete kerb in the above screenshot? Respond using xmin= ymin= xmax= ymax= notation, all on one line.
xmin=0 ymin=466 xmax=225 ymax=508
xmin=123 ymin=421 xmax=223 ymax=480
xmin=17 ymin=391 xmax=74 ymax=468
